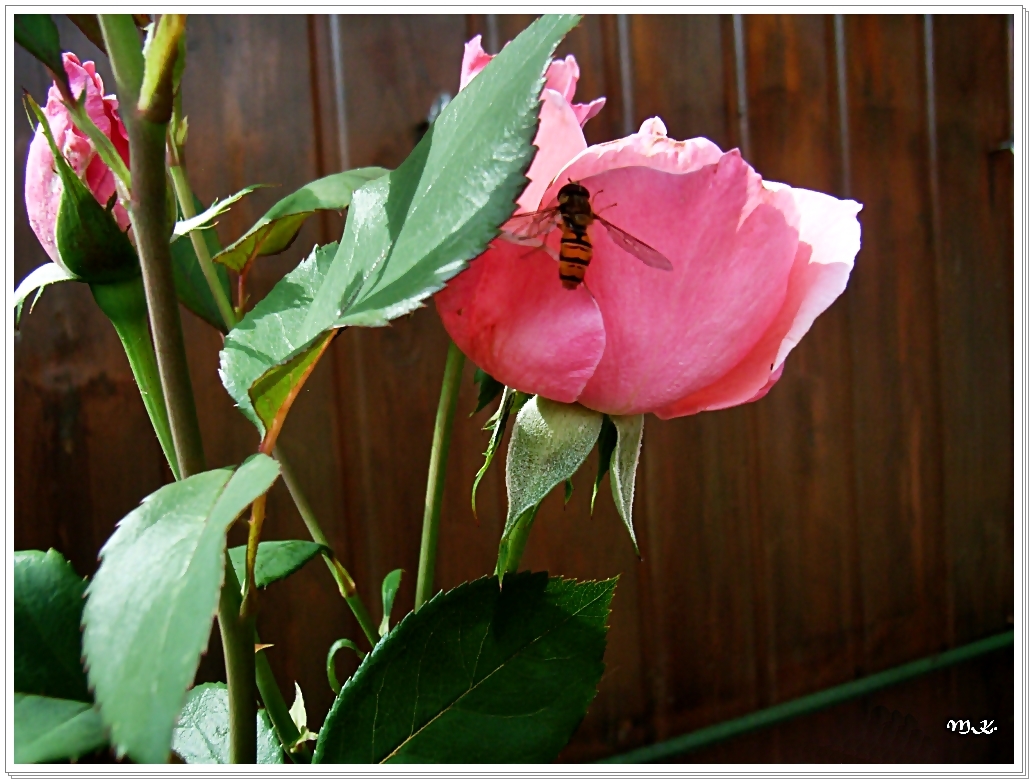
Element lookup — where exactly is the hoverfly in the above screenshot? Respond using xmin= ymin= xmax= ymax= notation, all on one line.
xmin=501 ymin=181 xmax=673 ymax=289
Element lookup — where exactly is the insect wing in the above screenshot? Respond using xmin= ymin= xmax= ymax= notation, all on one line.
xmin=596 ymin=216 xmax=674 ymax=271
xmin=502 ymin=208 xmax=560 ymax=242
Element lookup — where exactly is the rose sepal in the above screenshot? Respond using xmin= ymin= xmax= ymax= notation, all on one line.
xmin=495 ymin=396 xmax=603 ymax=579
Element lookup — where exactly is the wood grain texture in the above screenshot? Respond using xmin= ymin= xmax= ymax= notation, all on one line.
xmin=841 ymin=14 xmax=951 ymax=672
xmin=929 ymin=15 xmax=1014 ymax=646
xmin=12 ymin=13 xmax=1013 ymax=763
xmin=741 ymin=14 xmax=862 ymax=705
xmin=630 ymin=15 xmax=731 ymax=146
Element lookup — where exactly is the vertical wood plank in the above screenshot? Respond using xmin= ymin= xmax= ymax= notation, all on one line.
xmin=741 ymin=14 xmax=863 ymax=703
xmin=842 ymin=15 xmax=949 ymax=670
xmin=632 ymin=15 xmax=732 ymax=147
xmin=930 ymin=15 xmax=1014 ymax=645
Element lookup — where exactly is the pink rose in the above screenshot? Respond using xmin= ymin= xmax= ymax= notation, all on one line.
xmin=436 ymin=42 xmax=861 ymax=418
xmin=25 ymin=53 xmax=131 ymax=266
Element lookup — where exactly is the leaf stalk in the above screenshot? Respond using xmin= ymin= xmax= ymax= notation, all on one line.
xmin=217 ymin=556 xmax=257 ymax=764
xmin=414 ymin=340 xmax=465 ymax=610
xmin=276 ymin=447 xmax=380 ymax=647
xmin=167 ymin=161 xmax=238 ymax=331
xmin=89 ymin=277 xmax=179 ymax=478
xmin=167 ymin=152 xmax=380 ymax=667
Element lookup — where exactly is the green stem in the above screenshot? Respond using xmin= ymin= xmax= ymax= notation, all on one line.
xmin=217 ymin=556 xmax=256 ymax=765
xmin=414 ymin=340 xmax=465 ymax=610
xmin=168 ymin=122 xmax=379 ymax=689
xmin=255 ymin=644 xmax=309 ymax=764
xmin=168 ymin=161 xmax=237 ymax=331
xmin=98 ymin=16 xmax=144 ymax=98
xmin=100 ymin=15 xmax=206 ymax=478
xmin=496 ymin=503 xmax=540 ymax=580
xmin=101 ymin=15 xmax=259 ymax=765
xmin=344 ymin=588 xmax=380 ymax=648
xmin=276 ymin=447 xmax=379 ymax=647
xmin=90 ymin=277 xmax=179 ymax=479
xmin=167 ymin=140 xmax=380 ymax=643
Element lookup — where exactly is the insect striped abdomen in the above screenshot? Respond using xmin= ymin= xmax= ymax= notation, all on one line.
xmin=558 ymin=224 xmax=592 ymax=289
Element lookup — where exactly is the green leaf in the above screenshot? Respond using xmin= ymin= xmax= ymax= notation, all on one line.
xmin=14 ymin=263 xmax=79 ymax=325
xmin=14 ymin=15 xmax=69 ymax=94
xmin=564 ymin=477 xmax=575 ymax=506
xmin=497 ymin=396 xmax=602 ymax=575
xmin=138 ymin=13 xmax=185 ymax=119
xmin=326 ymin=639 xmax=366 ymax=695
xmin=14 ymin=694 xmax=107 ymax=764
xmin=228 ymin=540 xmax=328 ymax=590
xmin=609 ymin=414 xmax=644 ymax=555
xmin=313 ymin=571 xmax=616 ymax=764
xmin=14 ymin=550 xmax=90 ymax=703
xmin=288 ymin=683 xmax=319 ymax=749
xmin=172 ymin=185 xmax=267 ymax=238
xmin=219 ymin=14 xmax=580 ymax=438
xmin=82 ymin=454 xmax=281 ymax=763
xmin=213 ymin=169 xmax=388 ymax=274
xmin=591 ymin=415 xmax=618 ymax=515
xmin=379 ymin=568 xmax=404 ymax=636
xmin=300 ymin=14 xmax=578 ymax=334
xmin=473 ymin=367 xmax=504 ymax=414
xmin=171 ymin=683 xmax=282 ymax=764
xmin=170 ymin=194 xmax=233 ymax=332
xmin=67 ymin=14 xmax=107 ymax=54
xmin=170 ymin=233 xmax=230 ymax=332
xmin=218 ymin=243 xmax=340 ymax=437
xmin=249 ymin=330 xmax=337 ymax=444
xmin=24 ymin=93 xmax=138 ymax=283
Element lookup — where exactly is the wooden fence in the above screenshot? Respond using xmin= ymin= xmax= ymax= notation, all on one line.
xmin=13 ymin=14 xmax=1014 ymax=763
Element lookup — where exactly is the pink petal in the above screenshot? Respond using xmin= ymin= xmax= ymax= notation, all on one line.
xmin=572 ymin=97 xmax=606 ymax=128
xmin=561 ymin=144 xmax=800 ymax=415
xmin=435 ymin=239 xmax=605 ymax=403
xmin=746 ymin=363 xmax=784 ymax=403
xmin=516 ymin=89 xmax=587 ymax=213
xmin=24 ymin=131 xmax=62 ymax=263
xmin=459 ymin=35 xmax=493 ymax=90
xmin=63 ymin=53 xmax=111 ymax=138
xmin=655 ymin=187 xmax=860 ymax=418
xmin=544 ymin=55 xmax=579 ymax=102
xmin=456 ymin=37 xmax=600 ymax=213
xmin=24 ymin=53 xmax=132 ymax=265
xmin=539 ymin=118 xmax=724 ymax=208
xmin=771 ymin=186 xmax=861 ymax=369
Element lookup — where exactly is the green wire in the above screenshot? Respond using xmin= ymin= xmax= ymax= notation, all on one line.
xmin=600 ymin=630 xmax=1014 ymax=764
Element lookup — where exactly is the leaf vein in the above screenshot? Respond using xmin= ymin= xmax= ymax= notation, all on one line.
xmin=379 ymin=586 xmax=608 ymax=762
